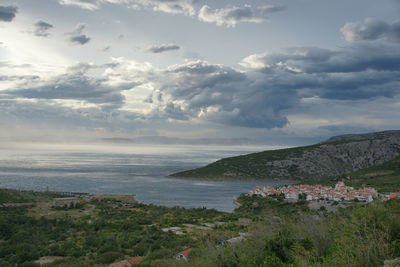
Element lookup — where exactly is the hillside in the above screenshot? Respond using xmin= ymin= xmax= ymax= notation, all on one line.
xmin=169 ymin=130 xmax=400 ymax=181
xmin=302 ymin=154 xmax=400 ymax=192
xmin=1 ymin=188 xmax=400 ymax=266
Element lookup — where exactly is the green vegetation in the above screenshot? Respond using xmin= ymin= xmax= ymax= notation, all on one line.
xmin=302 ymin=155 xmax=400 ymax=192
xmin=169 ymin=144 xmax=321 ymax=180
xmin=1 ymin=188 xmax=400 ymax=266
xmin=183 ymin=196 xmax=400 ymax=267
xmin=0 ymin=190 xmax=238 ymax=266
xmin=0 ymin=188 xmax=63 ymax=203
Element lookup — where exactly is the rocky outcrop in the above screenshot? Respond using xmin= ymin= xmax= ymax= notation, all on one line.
xmin=170 ymin=130 xmax=400 ymax=180
xmin=263 ymin=136 xmax=400 ymax=179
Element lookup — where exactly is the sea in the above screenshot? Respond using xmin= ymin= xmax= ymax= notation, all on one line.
xmin=0 ymin=143 xmax=290 ymax=212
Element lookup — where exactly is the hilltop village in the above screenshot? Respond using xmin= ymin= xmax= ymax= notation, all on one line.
xmin=249 ymin=181 xmax=379 ymax=202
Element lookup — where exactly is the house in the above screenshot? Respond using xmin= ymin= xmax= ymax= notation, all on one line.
xmin=390 ymin=192 xmax=400 ymax=199
xmin=249 ymin=181 xmax=377 ymax=202
xmin=175 ymin=248 xmax=192 ymax=262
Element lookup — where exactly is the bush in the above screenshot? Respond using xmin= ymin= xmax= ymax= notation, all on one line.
xmin=93 ymin=251 xmax=124 ymax=264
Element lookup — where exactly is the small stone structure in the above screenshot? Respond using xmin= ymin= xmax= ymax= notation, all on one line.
xmin=53 ymin=197 xmax=80 ymax=208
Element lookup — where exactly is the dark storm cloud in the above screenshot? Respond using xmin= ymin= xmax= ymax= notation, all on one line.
xmin=4 ymin=40 xmax=400 ymax=130
xmin=0 ymin=5 xmax=17 ymax=22
xmin=67 ymin=24 xmax=91 ymax=45
xmin=341 ymin=18 xmax=400 ymax=43
xmin=146 ymin=44 xmax=180 ymax=53
xmin=239 ymin=44 xmax=400 ymax=101
xmin=139 ymin=42 xmax=400 ymax=128
xmin=145 ymin=61 xmax=295 ymax=128
xmin=136 ymin=38 xmax=400 ymax=128
xmin=241 ymin=45 xmax=400 ymax=74
xmin=34 ymin=20 xmax=54 ymax=37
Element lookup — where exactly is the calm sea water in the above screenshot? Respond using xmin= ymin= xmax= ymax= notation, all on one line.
xmin=0 ymin=143 xmax=289 ymax=212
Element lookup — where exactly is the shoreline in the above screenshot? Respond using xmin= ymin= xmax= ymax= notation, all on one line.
xmin=166 ymin=175 xmax=297 ymax=183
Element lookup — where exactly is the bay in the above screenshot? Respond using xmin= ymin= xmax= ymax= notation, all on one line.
xmin=0 ymin=143 xmax=290 ymax=212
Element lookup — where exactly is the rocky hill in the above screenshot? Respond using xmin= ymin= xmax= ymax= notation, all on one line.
xmin=169 ymin=130 xmax=400 ymax=181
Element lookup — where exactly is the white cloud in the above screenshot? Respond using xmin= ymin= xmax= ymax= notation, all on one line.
xmin=198 ymin=4 xmax=286 ymax=27
xmin=59 ymin=0 xmax=196 ymax=15
xmin=59 ymin=0 xmax=102 ymax=10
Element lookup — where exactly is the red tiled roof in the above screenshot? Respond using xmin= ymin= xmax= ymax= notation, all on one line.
xmin=180 ymin=248 xmax=192 ymax=258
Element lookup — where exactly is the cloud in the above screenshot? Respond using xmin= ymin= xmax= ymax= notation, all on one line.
xmin=341 ymin=18 xmax=400 ymax=43
xmin=142 ymin=60 xmax=294 ymax=128
xmin=0 ymin=98 xmax=142 ymax=133
xmin=239 ymin=44 xmax=400 ymax=101
xmin=3 ymin=62 xmax=139 ymax=109
xmin=3 ymin=40 xmax=400 ymax=132
xmin=58 ymin=1 xmax=286 ymax=25
xmin=67 ymin=24 xmax=91 ymax=45
xmin=146 ymin=44 xmax=180 ymax=53
xmin=102 ymin=45 xmax=111 ymax=52
xmin=70 ymin=35 xmax=91 ymax=45
xmin=59 ymin=0 xmax=102 ymax=10
xmin=0 ymin=5 xmax=17 ymax=22
xmin=59 ymin=0 xmax=196 ymax=15
xmin=198 ymin=4 xmax=286 ymax=27
xmin=33 ymin=20 xmax=54 ymax=37
xmin=128 ymin=0 xmax=196 ymax=16
xmin=239 ymin=45 xmax=400 ymax=74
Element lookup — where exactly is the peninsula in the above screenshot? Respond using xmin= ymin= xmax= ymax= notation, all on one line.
xmin=169 ymin=130 xmax=400 ymax=186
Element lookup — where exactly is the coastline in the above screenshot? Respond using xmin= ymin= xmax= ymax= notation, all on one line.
xmin=166 ymin=175 xmax=297 ymax=183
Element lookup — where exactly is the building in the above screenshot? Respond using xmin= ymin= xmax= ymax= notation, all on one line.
xmin=249 ymin=181 xmax=377 ymax=202
xmin=175 ymin=248 xmax=192 ymax=262
xmin=390 ymin=193 xmax=400 ymax=199
xmin=52 ymin=197 xmax=81 ymax=208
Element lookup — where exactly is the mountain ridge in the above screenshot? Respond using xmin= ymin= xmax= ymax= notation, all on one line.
xmin=169 ymin=130 xmax=400 ymax=181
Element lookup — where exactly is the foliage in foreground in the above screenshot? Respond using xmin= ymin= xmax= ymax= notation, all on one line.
xmin=183 ymin=197 xmax=400 ymax=267
xmin=0 ymin=190 xmax=400 ymax=266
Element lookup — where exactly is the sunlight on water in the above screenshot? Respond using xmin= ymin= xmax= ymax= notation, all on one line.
xmin=0 ymin=143 xmax=290 ymax=212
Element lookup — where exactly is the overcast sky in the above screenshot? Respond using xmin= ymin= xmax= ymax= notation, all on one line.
xmin=1 ymin=0 xmax=400 ymax=145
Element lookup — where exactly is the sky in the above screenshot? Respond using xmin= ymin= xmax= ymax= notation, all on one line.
xmin=1 ymin=0 xmax=400 ymax=145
